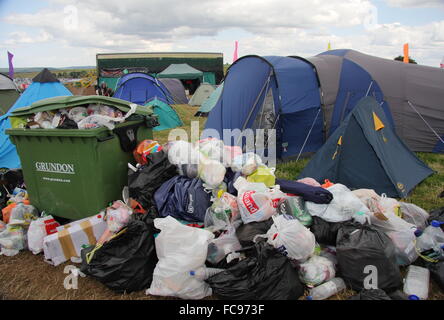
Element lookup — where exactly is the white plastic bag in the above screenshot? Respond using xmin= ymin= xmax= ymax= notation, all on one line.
xmin=352 ymin=189 xmax=381 ymax=202
xmin=198 ymin=138 xmax=225 ymax=162
xmin=167 ymin=140 xmax=196 ymax=166
xmin=299 ymin=255 xmax=336 ymax=287
xmin=231 ymin=152 xmax=263 ymax=175
xmin=0 ymin=225 xmax=26 ymax=256
xmin=147 ymin=216 xmax=215 ymax=300
xmin=237 ymin=186 xmax=285 ymax=224
xmin=305 ymin=184 xmax=370 ymax=223
xmin=262 ymin=214 xmax=316 ymax=262
xmin=399 ymin=202 xmax=429 ymax=230
xmin=198 ymin=157 xmax=226 ymax=189
xmin=27 ymin=219 xmax=46 ymax=255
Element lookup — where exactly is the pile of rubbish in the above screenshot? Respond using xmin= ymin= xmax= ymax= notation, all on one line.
xmin=0 ymin=138 xmax=443 ymax=300
xmin=10 ymin=103 xmax=143 ymax=130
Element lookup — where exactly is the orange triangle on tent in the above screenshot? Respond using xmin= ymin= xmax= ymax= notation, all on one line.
xmin=337 ymin=136 xmax=342 ymax=145
xmin=373 ymin=112 xmax=385 ymax=131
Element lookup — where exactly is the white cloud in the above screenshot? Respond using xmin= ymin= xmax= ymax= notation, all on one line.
xmin=385 ymin=0 xmax=444 ymax=7
xmin=1 ymin=0 xmax=443 ymax=67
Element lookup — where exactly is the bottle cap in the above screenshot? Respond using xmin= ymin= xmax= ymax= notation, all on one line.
xmin=431 ymin=220 xmax=443 ymax=228
xmin=408 ymin=295 xmax=420 ymax=300
xmin=189 ymin=271 xmax=195 ymax=276
xmin=306 ymin=296 xmax=313 ymax=300
xmin=414 ymin=229 xmax=423 ymax=237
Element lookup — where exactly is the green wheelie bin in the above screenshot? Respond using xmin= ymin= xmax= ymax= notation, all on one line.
xmin=6 ymin=95 xmax=158 ymax=220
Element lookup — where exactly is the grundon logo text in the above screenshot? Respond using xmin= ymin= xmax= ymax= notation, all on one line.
xmin=35 ymin=162 xmax=75 ymax=175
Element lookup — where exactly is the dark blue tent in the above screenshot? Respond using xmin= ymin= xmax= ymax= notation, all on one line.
xmin=205 ymin=56 xmax=323 ymax=160
xmin=205 ymin=50 xmax=444 ymax=159
xmin=113 ymin=73 xmax=174 ymax=105
xmin=298 ymin=97 xmax=434 ymax=198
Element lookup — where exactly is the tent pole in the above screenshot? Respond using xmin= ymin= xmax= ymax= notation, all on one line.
xmin=295 ymin=107 xmax=322 ymax=162
xmin=236 ymin=71 xmax=272 ymax=146
xmin=365 ymin=80 xmax=374 ymax=97
xmin=407 ymin=100 xmax=444 ymax=145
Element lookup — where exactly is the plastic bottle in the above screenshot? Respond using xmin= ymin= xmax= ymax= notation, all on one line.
xmin=403 ymin=265 xmax=430 ymax=300
xmin=307 ymin=277 xmax=346 ymax=300
xmin=189 ymin=267 xmax=225 ymax=281
xmin=415 ymin=220 xmax=444 ymax=258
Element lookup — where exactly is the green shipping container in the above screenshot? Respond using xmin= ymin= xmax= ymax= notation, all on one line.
xmin=6 ymin=95 xmax=157 ymax=220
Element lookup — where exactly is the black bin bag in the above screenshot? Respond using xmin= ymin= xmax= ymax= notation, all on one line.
xmin=80 ymin=213 xmax=158 ymax=293
xmin=348 ymin=289 xmax=392 ymax=300
xmin=336 ymin=222 xmax=402 ymax=293
xmin=309 ymin=216 xmax=343 ymax=246
xmin=206 ymin=240 xmax=304 ymax=300
xmin=235 ymin=219 xmax=273 ymax=248
xmin=128 ymin=150 xmax=178 ymax=213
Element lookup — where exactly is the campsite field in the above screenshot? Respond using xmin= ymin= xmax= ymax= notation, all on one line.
xmin=0 ymin=104 xmax=442 ymax=300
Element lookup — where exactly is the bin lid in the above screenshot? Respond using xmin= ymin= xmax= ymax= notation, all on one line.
xmin=10 ymin=95 xmax=154 ymax=117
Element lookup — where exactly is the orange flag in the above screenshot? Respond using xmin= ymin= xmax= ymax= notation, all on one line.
xmin=403 ymin=43 xmax=409 ymax=64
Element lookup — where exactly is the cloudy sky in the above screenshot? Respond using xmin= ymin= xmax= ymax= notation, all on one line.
xmin=0 ymin=0 xmax=443 ymax=68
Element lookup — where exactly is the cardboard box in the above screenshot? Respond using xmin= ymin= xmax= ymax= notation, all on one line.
xmin=43 ymin=214 xmax=106 ymax=266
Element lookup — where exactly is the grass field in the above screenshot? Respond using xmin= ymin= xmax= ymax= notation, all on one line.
xmin=0 ymin=104 xmax=442 ymax=300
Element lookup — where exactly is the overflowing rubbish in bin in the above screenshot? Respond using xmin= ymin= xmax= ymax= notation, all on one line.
xmin=0 ymin=133 xmax=442 ymax=301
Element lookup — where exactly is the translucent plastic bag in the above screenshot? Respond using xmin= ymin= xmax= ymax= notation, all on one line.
xmin=68 ymin=107 xmax=88 ymax=123
xmin=198 ymin=138 xmax=224 ymax=162
xmin=399 ymin=202 xmax=429 ymax=230
xmin=386 ymin=229 xmax=418 ymax=266
xmin=306 ymin=184 xmax=370 ymax=223
xmin=105 ymin=200 xmax=133 ymax=233
xmin=352 ymin=189 xmax=381 ymax=202
xmin=147 ymin=216 xmax=215 ymax=300
xmin=9 ymin=203 xmax=38 ymax=226
xmin=260 ymin=214 xmax=316 ymax=262
xmin=379 ymin=194 xmax=401 ymax=217
xmin=0 ymin=225 xmax=26 ymax=256
xmin=299 ymin=255 xmax=336 ymax=287
xmin=198 ymin=157 xmax=226 ymax=189
xmin=231 ymin=153 xmax=263 ymax=175
xmin=204 ymin=193 xmax=240 ymax=232
xmin=207 ymin=227 xmax=242 ymax=264
xmin=167 ymin=140 xmax=196 ymax=166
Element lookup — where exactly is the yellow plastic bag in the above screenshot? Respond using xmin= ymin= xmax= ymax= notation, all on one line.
xmin=247 ymin=165 xmax=276 ymax=187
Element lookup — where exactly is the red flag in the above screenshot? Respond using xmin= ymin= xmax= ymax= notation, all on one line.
xmin=440 ymin=56 xmax=444 ymax=69
xmin=7 ymin=51 xmax=14 ymax=79
xmin=233 ymin=41 xmax=239 ymax=63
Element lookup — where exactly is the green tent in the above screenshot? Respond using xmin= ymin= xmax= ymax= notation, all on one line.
xmin=0 ymin=73 xmax=20 ymax=116
xmin=157 ymin=63 xmax=203 ymax=80
xmin=145 ymin=98 xmax=183 ymax=131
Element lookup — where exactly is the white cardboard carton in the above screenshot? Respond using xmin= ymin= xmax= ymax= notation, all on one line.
xmin=43 ymin=214 xmax=106 ymax=266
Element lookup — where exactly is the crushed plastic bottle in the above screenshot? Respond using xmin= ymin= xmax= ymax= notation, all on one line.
xmin=415 ymin=220 xmax=444 ymax=260
xmin=403 ymin=265 xmax=430 ymax=300
xmin=189 ymin=267 xmax=225 ymax=281
xmin=307 ymin=277 xmax=346 ymax=300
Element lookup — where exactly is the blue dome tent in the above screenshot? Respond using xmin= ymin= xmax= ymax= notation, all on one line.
xmin=113 ymin=73 xmax=174 ymax=105
xmin=205 ymin=50 xmax=444 ymax=160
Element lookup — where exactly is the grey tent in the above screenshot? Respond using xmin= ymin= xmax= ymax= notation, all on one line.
xmin=158 ymin=78 xmax=188 ymax=104
xmin=195 ymin=82 xmax=223 ymax=117
xmin=188 ymin=83 xmax=216 ymax=106
xmin=299 ymin=96 xmax=434 ymax=198
xmin=306 ymin=49 xmax=444 ymax=153
xmin=0 ymin=73 xmax=20 ymax=116
xmin=157 ymin=63 xmax=203 ymax=80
